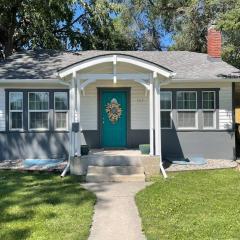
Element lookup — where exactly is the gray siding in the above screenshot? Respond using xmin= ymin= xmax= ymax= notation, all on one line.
xmin=0 ymin=132 xmax=69 ymax=160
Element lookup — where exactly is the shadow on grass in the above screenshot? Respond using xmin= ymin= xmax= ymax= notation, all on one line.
xmin=0 ymin=170 xmax=96 ymax=240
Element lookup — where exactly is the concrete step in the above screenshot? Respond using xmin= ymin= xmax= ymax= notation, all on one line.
xmin=82 ymin=155 xmax=143 ymax=167
xmin=86 ymin=173 xmax=145 ymax=182
xmin=88 ymin=166 xmax=145 ymax=175
xmin=86 ymin=165 xmax=145 ymax=182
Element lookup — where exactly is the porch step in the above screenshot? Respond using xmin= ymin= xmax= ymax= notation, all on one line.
xmin=83 ymin=155 xmax=143 ymax=167
xmin=86 ymin=166 xmax=145 ymax=182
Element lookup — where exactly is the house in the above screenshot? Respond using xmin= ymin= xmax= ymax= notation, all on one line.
xmin=0 ymin=25 xmax=240 ymax=172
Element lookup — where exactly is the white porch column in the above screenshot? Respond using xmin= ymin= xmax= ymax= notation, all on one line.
xmin=76 ymin=78 xmax=81 ymax=156
xmin=154 ymin=75 xmax=161 ymax=155
xmin=149 ymin=74 xmax=154 ymax=155
xmin=70 ymin=75 xmax=76 ymax=156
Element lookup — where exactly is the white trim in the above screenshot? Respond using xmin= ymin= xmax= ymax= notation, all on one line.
xmin=69 ymin=78 xmax=75 ymax=156
xmin=28 ymin=92 xmax=50 ymax=131
xmin=0 ymin=79 xmax=69 ymax=85
xmin=78 ymin=73 xmax=150 ymax=81
xmin=154 ymin=78 xmax=161 ymax=155
xmin=58 ymin=55 xmax=174 ymax=78
xmin=149 ymin=75 xmax=154 ymax=155
xmin=76 ymin=79 xmax=81 ymax=156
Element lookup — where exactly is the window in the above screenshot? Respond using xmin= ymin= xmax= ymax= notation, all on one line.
xmin=28 ymin=92 xmax=49 ymax=130
xmin=177 ymin=91 xmax=197 ymax=129
xmin=202 ymin=91 xmax=216 ymax=129
xmin=9 ymin=92 xmax=23 ymax=130
xmin=54 ymin=92 xmax=68 ymax=130
xmin=160 ymin=92 xmax=172 ymax=128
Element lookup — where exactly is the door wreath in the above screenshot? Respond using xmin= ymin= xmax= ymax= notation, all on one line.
xmin=105 ymin=98 xmax=122 ymax=124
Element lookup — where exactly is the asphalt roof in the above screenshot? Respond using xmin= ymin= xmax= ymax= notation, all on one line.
xmin=0 ymin=49 xmax=239 ymax=80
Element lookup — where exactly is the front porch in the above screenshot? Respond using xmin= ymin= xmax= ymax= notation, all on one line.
xmin=70 ymin=149 xmax=160 ymax=181
xmin=58 ymin=54 xmax=174 ymax=161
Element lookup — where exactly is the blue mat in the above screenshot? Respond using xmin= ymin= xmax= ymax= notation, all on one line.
xmin=24 ymin=159 xmax=64 ymax=168
xmin=165 ymin=156 xmax=207 ymax=165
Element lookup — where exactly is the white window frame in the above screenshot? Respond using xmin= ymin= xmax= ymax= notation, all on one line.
xmin=202 ymin=91 xmax=216 ymax=129
xmin=54 ymin=92 xmax=69 ymax=131
xmin=9 ymin=92 xmax=23 ymax=131
xmin=28 ymin=92 xmax=49 ymax=131
xmin=160 ymin=91 xmax=172 ymax=129
xmin=177 ymin=91 xmax=198 ymax=130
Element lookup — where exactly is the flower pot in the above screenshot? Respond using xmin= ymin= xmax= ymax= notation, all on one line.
xmin=139 ymin=144 xmax=150 ymax=155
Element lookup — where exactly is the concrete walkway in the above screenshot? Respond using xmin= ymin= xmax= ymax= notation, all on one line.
xmin=82 ymin=182 xmax=148 ymax=240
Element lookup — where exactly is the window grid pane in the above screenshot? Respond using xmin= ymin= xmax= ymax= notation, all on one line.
xmin=10 ymin=112 xmax=22 ymax=129
xmin=55 ymin=112 xmax=67 ymax=129
xmin=161 ymin=92 xmax=172 ymax=110
xmin=161 ymin=111 xmax=171 ymax=128
xmin=54 ymin=92 xmax=68 ymax=110
xmin=29 ymin=92 xmax=49 ymax=110
xmin=177 ymin=92 xmax=197 ymax=110
xmin=10 ymin=92 xmax=23 ymax=110
xmin=29 ymin=112 xmax=48 ymax=129
xmin=178 ymin=111 xmax=196 ymax=128
xmin=203 ymin=92 xmax=215 ymax=110
xmin=203 ymin=111 xmax=214 ymax=128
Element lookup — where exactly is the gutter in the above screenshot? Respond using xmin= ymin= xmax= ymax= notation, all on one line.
xmin=0 ymin=79 xmax=70 ymax=86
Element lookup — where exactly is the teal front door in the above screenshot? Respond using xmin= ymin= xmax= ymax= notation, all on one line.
xmin=101 ymin=90 xmax=127 ymax=148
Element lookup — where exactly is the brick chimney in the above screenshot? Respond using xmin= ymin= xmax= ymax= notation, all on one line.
xmin=207 ymin=24 xmax=222 ymax=59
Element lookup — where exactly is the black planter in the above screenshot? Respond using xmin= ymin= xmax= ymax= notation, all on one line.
xmin=81 ymin=145 xmax=89 ymax=155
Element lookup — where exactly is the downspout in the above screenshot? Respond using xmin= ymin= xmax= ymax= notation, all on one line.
xmin=159 ymin=80 xmax=168 ymax=178
xmin=60 ymin=79 xmax=71 ymax=177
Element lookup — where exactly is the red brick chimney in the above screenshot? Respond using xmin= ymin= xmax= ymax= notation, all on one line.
xmin=207 ymin=24 xmax=222 ymax=59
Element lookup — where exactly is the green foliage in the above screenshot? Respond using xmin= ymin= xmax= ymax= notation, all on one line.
xmin=171 ymin=0 xmax=240 ymax=68
xmin=136 ymin=169 xmax=240 ymax=239
xmin=218 ymin=3 xmax=240 ymax=68
xmin=0 ymin=0 xmax=137 ymax=56
xmin=0 ymin=171 xmax=96 ymax=240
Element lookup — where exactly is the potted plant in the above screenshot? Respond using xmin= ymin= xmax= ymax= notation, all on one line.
xmin=139 ymin=144 xmax=150 ymax=154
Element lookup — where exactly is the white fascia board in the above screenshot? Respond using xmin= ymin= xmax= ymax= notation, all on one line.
xmin=171 ymin=78 xmax=240 ymax=83
xmin=58 ymin=54 xmax=175 ymax=79
xmin=77 ymin=73 xmax=150 ymax=81
xmin=0 ymin=79 xmax=68 ymax=84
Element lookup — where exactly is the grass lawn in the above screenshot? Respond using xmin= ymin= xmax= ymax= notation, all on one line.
xmin=0 ymin=171 xmax=96 ymax=240
xmin=136 ymin=169 xmax=240 ymax=240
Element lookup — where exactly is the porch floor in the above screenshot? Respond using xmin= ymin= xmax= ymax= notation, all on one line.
xmin=88 ymin=149 xmax=142 ymax=156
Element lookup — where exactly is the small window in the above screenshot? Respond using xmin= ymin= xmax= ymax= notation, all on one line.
xmin=54 ymin=92 xmax=68 ymax=130
xmin=202 ymin=91 xmax=216 ymax=129
xmin=160 ymin=92 xmax=172 ymax=128
xmin=28 ymin=92 xmax=49 ymax=130
xmin=9 ymin=92 xmax=23 ymax=130
xmin=177 ymin=91 xmax=197 ymax=129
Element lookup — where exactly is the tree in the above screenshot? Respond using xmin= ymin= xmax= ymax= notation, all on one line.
xmin=171 ymin=0 xmax=240 ymax=68
xmin=114 ymin=0 xmax=188 ymax=50
xmin=218 ymin=3 xmax=240 ymax=68
xmin=0 ymin=0 xmax=137 ymax=56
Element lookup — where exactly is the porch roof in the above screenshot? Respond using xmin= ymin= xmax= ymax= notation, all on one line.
xmin=0 ymin=49 xmax=239 ymax=81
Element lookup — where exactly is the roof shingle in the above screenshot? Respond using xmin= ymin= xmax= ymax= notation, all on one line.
xmin=0 ymin=50 xmax=239 ymax=80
